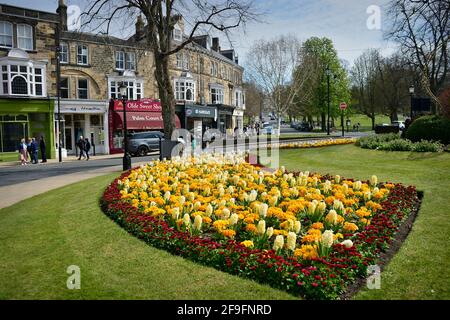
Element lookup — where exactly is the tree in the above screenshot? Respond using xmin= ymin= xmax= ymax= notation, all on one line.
xmin=386 ymin=0 xmax=450 ymax=112
xmin=351 ymin=49 xmax=382 ymax=129
xmin=245 ymin=35 xmax=312 ymax=135
xmin=300 ymin=37 xmax=350 ymax=131
xmin=242 ymin=81 xmax=264 ymax=122
xmin=81 ymin=0 xmax=256 ymax=138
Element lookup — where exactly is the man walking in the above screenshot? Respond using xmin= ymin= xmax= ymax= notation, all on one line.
xmin=77 ymin=136 xmax=86 ymax=160
xmin=84 ymin=137 xmax=91 ymax=161
xmin=31 ymin=138 xmax=39 ymax=164
xmin=39 ymin=136 xmax=47 ymax=163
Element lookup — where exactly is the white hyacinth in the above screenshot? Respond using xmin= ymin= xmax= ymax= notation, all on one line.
xmin=321 ymin=230 xmax=334 ymax=248
xmin=273 ymin=235 xmax=285 ymax=251
xmin=341 ymin=239 xmax=353 ymax=248
xmin=287 ymin=232 xmax=297 ymax=251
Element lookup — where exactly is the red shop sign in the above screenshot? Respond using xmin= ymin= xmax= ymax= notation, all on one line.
xmin=112 ymin=99 xmax=162 ymax=112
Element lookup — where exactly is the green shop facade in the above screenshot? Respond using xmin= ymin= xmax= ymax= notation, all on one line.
xmin=0 ymin=98 xmax=55 ymax=159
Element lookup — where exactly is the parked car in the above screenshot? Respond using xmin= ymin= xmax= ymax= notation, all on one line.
xmin=294 ymin=122 xmax=313 ymax=132
xmin=391 ymin=121 xmax=405 ymax=130
xmin=290 ymin=122 xmax=300 ymax=128
xmin=262 ymin=122 xmax=273 ymax=134
xmin=128 ymin=131 xmax=164 ymax=157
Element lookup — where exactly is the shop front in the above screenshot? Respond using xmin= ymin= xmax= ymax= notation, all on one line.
xmin=213 ymin=105 xmax=234 ymax=135
xmin=233 ymin=109 xmax=244 ymax=134
xmin=109 ymin=99 xmax=181 ymax=154
xmin=183 ymin=104 xmax=218 ymax=141
xmin=0 ymin=98 xmax=55 ymax=159
xmin=54 ymin=99 xmax=109 ymax=156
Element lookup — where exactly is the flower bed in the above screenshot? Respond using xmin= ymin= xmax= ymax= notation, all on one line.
xmin=275 ymin=138 xmax=356 ymax=149
xmin=101 ymin=154 xmax=419 ymax=299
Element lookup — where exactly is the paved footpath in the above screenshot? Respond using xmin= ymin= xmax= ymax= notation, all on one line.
xmin=0 ymin=155 xmax=156 ymax=210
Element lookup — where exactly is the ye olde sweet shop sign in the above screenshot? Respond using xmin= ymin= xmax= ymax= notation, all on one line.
xmin=112 ymin=99 xmax=162 ymax=112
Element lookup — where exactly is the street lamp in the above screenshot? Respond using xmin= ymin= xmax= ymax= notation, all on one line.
xmin=409 ymin=86 xmax=415 ymax=119
xmin=119 ymin=82 xmax=131 ymax=171
xmin=56 ymin=45 xmax=62 ymax=162
xmin=325 ymin=66 xmax=332 ymax=136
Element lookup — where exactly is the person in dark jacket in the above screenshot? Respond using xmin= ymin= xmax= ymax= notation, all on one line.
xmin=84 ymin=137 xmax=91 ymax=161
xmin=27 ymin=138 xmax=33 ymax=162
xmin=39 ymin=136 xmax=47 ymax=163
xmin=77 ymin=136 xmax=86 ymax=160
xmin=31 ymin=137 xmax=39 ymax=164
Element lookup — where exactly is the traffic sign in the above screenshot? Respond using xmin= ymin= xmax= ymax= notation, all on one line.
xmin=340 ymin=102 xmax=347 ymax=110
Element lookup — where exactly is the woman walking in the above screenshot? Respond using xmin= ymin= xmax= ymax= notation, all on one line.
xmin=18 ymin=138 xmax=28 ymax=165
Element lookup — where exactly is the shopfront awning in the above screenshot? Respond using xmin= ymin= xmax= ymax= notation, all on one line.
xmin=113 ymin=112 xmax=181 ymax=130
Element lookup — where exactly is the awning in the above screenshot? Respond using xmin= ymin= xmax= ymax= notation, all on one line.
xmin=113 ymin=111 xmax=181 ymax=130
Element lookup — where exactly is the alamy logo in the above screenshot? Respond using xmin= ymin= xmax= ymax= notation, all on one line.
xmin=67 ymin=5 xmax=81 ymax=31
xmin=66 ymin=265 xmax=81 ymax=289
xmin=366 ymin=5 xmax=381 ymax=30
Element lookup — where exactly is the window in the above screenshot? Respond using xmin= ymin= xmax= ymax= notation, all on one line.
xmin=60 ymin=77 xmax=69 ymax=98
xmin=183 ymin=53 xmax=190 ymax=70
xmin=109 ymin=79 xmax=144 ymax=100
xmin=60 ymin=43 xmax=69 ymax=63
xmin=126 ymin=52 xmax=136 ymax=70
xmin=11 ymin=76 xmax=27 ymax=94
xmin=0 ymin=21 xmax=13 ymax=48
xmin=17 ymin=24 xmax=33 ymax=50
xmin=77 ymin=78 xmax=88 ymax=99
xmin=173 ymin=24 xmax=182 ymax=42
xmin=34 ymin=68 xmax=43 ymax=96
xmin=77 ymin=45 xmax=88 ymax=65
xmin=115 ymin=51 xmax=125 ymax=70
xmin=210 ymin=87 xmax=224 ymax=104
xmin=0 ymin=62 xmax=46 ymax=97
xmin=234 ymin=90 xmax=243 ymax=108
xmin=174 ymin=79 xmax=195 ymax=102
xmin=210 ymin=60 xmax=218 ymax=77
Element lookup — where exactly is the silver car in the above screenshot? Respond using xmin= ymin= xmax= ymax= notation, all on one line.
xmin=128 ymin=131 xmax=164 ymax=157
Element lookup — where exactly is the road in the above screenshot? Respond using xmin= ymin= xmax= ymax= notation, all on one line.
xmin=0 ymin=155 xmax=157 ymax=188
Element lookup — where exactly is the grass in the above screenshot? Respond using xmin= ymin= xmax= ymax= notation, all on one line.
xmin=0 ymin=173 xmax=295 ymax=300
xmin=0 ymin=152 xmax=18 ymax=162
xmin=280 ymin=144 xmax=450 ymax=299
xmin=347 ymin=114 xmax=404 ymax=132
xmin=1 ymin=145 xmax=449 ymax=300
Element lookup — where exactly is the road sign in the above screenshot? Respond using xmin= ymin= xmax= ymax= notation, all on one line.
xmin=340 ymin=102 xmax=348 ymax=110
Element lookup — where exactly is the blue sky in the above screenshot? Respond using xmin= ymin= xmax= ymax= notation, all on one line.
xmin=1 ymin=0 xmax=398 ymax=66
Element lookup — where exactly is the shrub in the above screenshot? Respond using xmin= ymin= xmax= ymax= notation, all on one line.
xmin=410 ymin=140 xmax=444 ymax=152
xmin=405 ymin=115 xmax=450 ymax=145
xmin=378 ymin=139 xmax=413 ymax=151
xmin=356 ymin=134 xmax=444 ymax=152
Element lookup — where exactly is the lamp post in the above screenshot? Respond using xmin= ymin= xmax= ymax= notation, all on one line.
xmin=56 ymin=45 xmax=62 ymax=162
xmin=409 ymin=86 xmax=415 ymax=119
xmin=119 ymin=82 xmax=131 ymax=171
xmin=325 ymin=66 xmax=331 ymax=136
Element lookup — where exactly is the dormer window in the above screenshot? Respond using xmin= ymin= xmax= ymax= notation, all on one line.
xmin=0 ymin=21 xmax=13 ymax=48
xmin=173 ymin=24 xmax=182 ymax=42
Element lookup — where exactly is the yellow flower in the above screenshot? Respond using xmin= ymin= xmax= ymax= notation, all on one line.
xmin=221 ymin=229 xmax=236 ymax=238
xmin=193 ymin=215 xmax=202 ymax=231
xmin=287 ymin=232 xmax=297 ymax=251
xmin=240 ymin=240 xmax=254 ymax=248
xmin=311 ymin=222 xmax=324 ymax=230
xmin=246 ymin=223 xmax=258 ymax=234
xmin=344 ymin=222 xmax=359 ymax=232
xmin=294 ymin=244 xmax=318 ymax=260
xmin=273 ymin=235 xmax=285 ymax=251
xmin=257 ymin=220 xmax=266 ymax=235
xmin=325 ymin=210 xmax=338 ymax=224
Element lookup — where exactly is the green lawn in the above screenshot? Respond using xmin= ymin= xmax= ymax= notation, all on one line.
xmin=0 ymin=152 xmax=18 ymax=162
xmin=0 ymin=173 xmax=295 ymax=300
xmin=348 ymin=114 xmax=403 ymax=132
xmin=280 ymin=145 xmax=450 ymax=299
xmin=1 ymin=145 xmax=449 ymax=300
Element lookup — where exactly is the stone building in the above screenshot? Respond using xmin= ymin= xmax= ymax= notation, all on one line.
xmin=0 ymin=1 xmax=246 ymax=158
xmin=0 ymin=3 xmax=58 ymax=159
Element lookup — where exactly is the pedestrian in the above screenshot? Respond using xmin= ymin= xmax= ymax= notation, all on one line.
xmin=84 ymin=137 xmax=91 ymax=161
xmin=31 ymin=137 xmax=39 ymax=164
xmin=18 ymin=138 xmax=28 ymax=165
xmin=77 ymin=136 xmax=86 ymax=160
xmin=27 ymin=138 xmax=33 ymax=162
xmin=39 ymin=136 xmax=47 ymax=163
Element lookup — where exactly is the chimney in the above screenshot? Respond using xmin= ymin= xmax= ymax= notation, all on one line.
xmin=212 ymin=37 xmax=220 ymax=52
xmin=57 ymin=0 xmax=68 ymax=31
xmin=135 ymin=15 xmax=144 ymax=40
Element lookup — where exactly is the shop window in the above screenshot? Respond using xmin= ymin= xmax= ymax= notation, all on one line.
xmin=60 ymin=43 xmax=69 ymax=63
xmin=60 ymin=77 xmax=69 ymax=98
xmin=0 ymin=21 xmax=13 ymax=48
xmin=17 ymin=24 xmax=33 ymax=50
xmin=77 ymin=79 xmax=88 ymax=99
xmin=77 ymin=45 xmax=89 ymax=65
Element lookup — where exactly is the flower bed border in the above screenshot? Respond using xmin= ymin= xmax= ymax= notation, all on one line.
xmin=100 ymin=168 xmax=421 ymax=300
